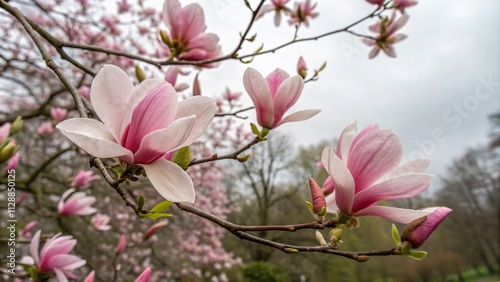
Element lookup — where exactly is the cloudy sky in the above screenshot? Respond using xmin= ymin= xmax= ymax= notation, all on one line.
xmin=182 ymin=0 xmax=499 ymax=186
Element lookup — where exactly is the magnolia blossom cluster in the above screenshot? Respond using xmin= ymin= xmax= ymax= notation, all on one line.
xmin=257 ymin=0 xmax=319 ymax=27
xmin=363 ymin=0 xmax=418 ymax=58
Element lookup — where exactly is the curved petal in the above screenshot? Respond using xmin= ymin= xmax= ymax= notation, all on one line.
xmin=377 ymin=159 xmax=430 ymax=183
xmin=368 ymin=46 xmax=381 ymax=59
xmin=121 ymin=84 xmax=179 ymax=153
xmin=325 ymin=193 xmax=339 ymax=215
xmin=243 ymin=68 xmax=274 ymax=128
xmin=188 ymin=33 xmax=219 ymax=51
xmin=348 ymin=129 xmax=402 ymax=192
xmin=321 ymin=147 xmax=355 ymax=214
xmin=272 ymin=75 xmax=304 ymax=126
xmin=352 ymin=173 xmax=433 ymax=212
xmin=134 ymin=116 xmax=196 ymax=164
xmin=335 ymin=121 xmax=357 ymax=162
xmin=278 ymin=109 xmax=320 ymax=127
xmin=382 ymin=44 xmax=397 ymax=58
xmin=121 ymin=79 xmax=172 ymax=135
xmin=54 ymin=268 xmax=69 ymax=282
xmin=175 ymin=96 xmax=216 ymax=144
xmin=142 ymin=159 xmax=195 ymax=203
xmin=163 ymin=0 xmax=182 ymax=36
xmin=50 ymin=255 xmax=86 ymax=270
xmin=180 ymin=3 xmax=206 ymax=39
xmin=266 ymin=68 xmax=290 ymax=97
xmin=355 ymin=205 xmax=431 ymax=224
xmin=56 ymin=119 xmax=133 ymax=163
xmin=90 ymin=65 xmax=134 ymax=140
xmin=30 ymin=230 xmax=41 ymax=265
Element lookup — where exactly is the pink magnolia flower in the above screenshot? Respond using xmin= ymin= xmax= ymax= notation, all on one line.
xmin=37 ymin=121 xmax=54 ymax=135
xmin=135 ymin=267 xmax=152 ymax=282
xmin=56 ymin=65 xmax=216 ymax=203
xmin=20 ymin=220 xmax=38 ymax=238
xmin=401 ymin=207 xmax=452 ymax=248
xmin=58 ymin=188 xmax=97 ymax=216
xmin=71 ymin=169 xmax=101 ymax=189
xmin=365 ymin=0 xmax=384 ymax=7
xmin=79 ymin=86 xmax=90 ymax=99
xmin=165 ymin=66 xmax=189 ymax=92
xmin=363 ymin=13 xmax=409 ymax=59
xmin=117 ymin=0 xmax=131 ymax=14
xmin=393 ymin=0 xmax=417 ymax=13
xmin=296 ymin=56 xmax=307 ymax=78
xmin=0 ymin=122 xmax=10 ymax=142
xmin=116 ymin=234 xmax=126 ymax=253
xmin=4 ymin=151 xmax=19 ymax=173
xmin=162 ymin=0 xmax=222 ymax=65
xmin=83 ymin=270 xmax=95 ymax=282
xmin=91 ymin=213 xmax=111 ymax=231
xmin=288 ymin=0 xmax=318 ymax=27
xmin=322 ymin=121 xmax=433 ymax=224
xmin=256 ymin=0 xmax=291 ymax=27
xmin=243 ymin=67 xmax=320 ymax=129
xmin=223 ymin=87 xmax=242 ymax=103
xmin=30 ymin=230 xmax=86 ymax=282
xmin=143 ymin=221 xmax=169 ymax=240
xmin=50 ymin=107 xmax=68 ymax=123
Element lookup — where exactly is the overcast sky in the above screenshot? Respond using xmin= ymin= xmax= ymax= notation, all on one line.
xmin=178 ymin=0 xmax=499 ymax=187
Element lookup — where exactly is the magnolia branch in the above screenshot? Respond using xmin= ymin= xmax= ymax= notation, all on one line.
xmin=176 ymin=202 xmax=399 ymax=261
xmin=189 ymin=136 xmax=260 ymax=166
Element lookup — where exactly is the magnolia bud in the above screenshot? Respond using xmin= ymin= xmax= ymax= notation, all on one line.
xmin=309 ymin=178 xmax=326 ymax=216
xmin=10 ymin=116 xmax=23 ymax=135
xmin=0 ymin=141 xmax=17 ymax=163
xmin=116 ymin=234 xmax=126 ymax=254
xmin=401 ymin=207 xmax=452 ymax=249
xmin=315 ymin=231 xmax=327 ymax=246
xmin=297 ymin=56 xmax=307 ymax=79
xmin=192 ymin=73 xmax=201 ymax=96
xmin=329 ymin=228 xmax=343 ymax=244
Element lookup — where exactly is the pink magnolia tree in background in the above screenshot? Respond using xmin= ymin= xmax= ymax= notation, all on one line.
xmin=0 ymin=0 xmax=452 ymax=281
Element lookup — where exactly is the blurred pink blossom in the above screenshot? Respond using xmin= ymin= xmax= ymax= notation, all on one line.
xmin=83 ymin=270 xmax=95 ymax=282
xmin=37 ymin=121 xmax=54 ymax=135
xmin=116 ymin=234 xmax=127 ymax=253
xmin=365 ymin=0 xmax=384 ymax=7
xmin=223 ymin=87 xmax=242 ymax=103
xmin=322 ymin=121 xmax=433 ymax=224
xmin=117 ymin=0 xmax=131 ymax=14
xmin=71 ymin=169 xmax=101 ymax=189
xmin=0 ymin=122 xmax=10 ymax=142
xmin=256 ymin=0 xmax=291 ymax=26
xmin=363 ymin=13 xmax=409 ymax=59
xmin=243 ymin=67 xmax=320 ymax=129
xmin=58 ymin=188 xmax=97 ymax=216
xmin=143 ymin=221 xmax=169 ymax=240
xmin=4 ymin=152 xmax=19 ymax=173
xmin=29 ymin=230 xmax=86 ymax=281
xmin=50 ymin=107 xmax=68 ymax=123
xmin=91 ymin=214 xmax=111 ymax=231
xmin=20 ymin=220 xmax=38 ymax=238
xmin=135 ymin=267 xmax=151 ymax=282
xmin=79 ymin=86 xmax=90 ymax=99
xmin=288 ymin=0 xmax=318 ymax=27
xmin=393 ymin=0 xmax=417 ymax=13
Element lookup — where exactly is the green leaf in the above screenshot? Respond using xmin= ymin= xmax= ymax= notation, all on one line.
xmin=173 ymin=146 xmax=191 ymax=170
xmin=246 ymin=33 xmax=257 ymax=42
xmin=406 ymin=250 xmax=428 ymax=260
xmin=137 ymin=194 xmax=145 ymax=211
xmin=253 ymin=43 xmax=264 ymax=54
xmin=142 ymin=213 xmax=173 ymax=220
xmin=250 ymin=123 xmax=260 ymax=136
xmin=318 ymin=61 xmax=327 ymax=72
xmin=149 ymin=200 xmax=172 ymax=214
xmin=305 ymin=201 xmax=314 ymax=213
xmin=391 ymin=224 xmax=401 ymax=246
